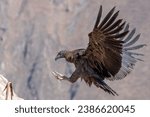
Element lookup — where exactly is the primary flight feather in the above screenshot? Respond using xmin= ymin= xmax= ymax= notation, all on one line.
xmin=52 ymin=5 xmax=145 ymax=96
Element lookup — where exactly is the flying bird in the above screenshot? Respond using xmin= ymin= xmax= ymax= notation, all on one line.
xmin=52 ymin=5 xmax=145 ymax=96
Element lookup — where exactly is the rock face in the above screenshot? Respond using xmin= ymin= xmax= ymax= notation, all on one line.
xmin=0 ymin=74 xmax=23 ymax=100
xmin=0 ymin=0 xmax=149 ymax=99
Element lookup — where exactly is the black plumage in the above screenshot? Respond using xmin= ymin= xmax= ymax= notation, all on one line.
xmin=52 ymin=5 xmax=145 ymax=96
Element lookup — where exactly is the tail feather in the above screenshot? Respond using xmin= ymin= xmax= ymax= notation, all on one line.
xmin=94 ymin=79 xmax=118 ymax=96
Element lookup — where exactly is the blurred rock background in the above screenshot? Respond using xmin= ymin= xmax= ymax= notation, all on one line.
xmin=0 ymin=0 xmax=149 ymax=99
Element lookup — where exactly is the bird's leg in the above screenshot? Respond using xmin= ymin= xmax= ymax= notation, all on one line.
xmin=52 ymin=71 xmax=68 ymax=80
xmin=52 ymin=70 xmax=80 ymax=83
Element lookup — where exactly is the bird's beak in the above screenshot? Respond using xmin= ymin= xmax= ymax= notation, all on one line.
xmin=55 ymin=54 xmax=62 ymax=61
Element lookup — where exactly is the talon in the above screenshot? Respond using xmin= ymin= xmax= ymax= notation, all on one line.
xmin=55 ymin=71 xmax=64 ymax=77
xmin=52 ymin=71 xmax=57 ymax=77
xmin=52 ymin=71 xmax=64 ymax=80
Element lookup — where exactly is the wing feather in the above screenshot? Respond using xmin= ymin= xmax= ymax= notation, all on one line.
xmin=106 ymin=31 xmax=129 ymax=39
xmin=94 ymin=5 xmax=102 ymax=29
xmin=120 ymin=23 xmax=129 ymax=40
xmin=125 ymin=44 xmax=146 ymax=50
xmin=84 ymin=5 xmax=144 ymax=81
xmin=124 ymin=34 xmax=140 ymax=47
xmin=101 ymin=11 xmax=119 ymax=31
xmin=123 ymin=28 xmax=136 ymax=42
xmin=103 ymin=19 xmax=123 ymax=33
xmin=98 ymin=6 xmax=116 ymax=29
xmin=106 ymin=21 xmax=126 ymax=35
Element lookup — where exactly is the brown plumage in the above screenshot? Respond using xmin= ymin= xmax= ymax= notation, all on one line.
xmin=53 ymin=5 xmax=145 ymax=96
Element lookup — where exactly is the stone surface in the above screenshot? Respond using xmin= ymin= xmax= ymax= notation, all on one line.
xmin=0 ymin=74 xmax=23 ymax=100
xmin=0 ymin=0 xmax=149 ymax=99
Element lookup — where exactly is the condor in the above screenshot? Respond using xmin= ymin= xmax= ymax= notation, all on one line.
xmin=52 ymin=5 xmax=145 ymax=96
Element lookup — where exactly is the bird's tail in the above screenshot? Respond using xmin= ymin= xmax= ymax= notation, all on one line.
xmin=94 ymin=79 xmax=118 ymax=96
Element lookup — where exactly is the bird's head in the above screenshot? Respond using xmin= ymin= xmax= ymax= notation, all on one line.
xmin=55 ymin=50 xmax=67 ymax=61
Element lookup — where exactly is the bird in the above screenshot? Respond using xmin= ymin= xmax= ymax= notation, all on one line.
xmin=52 ymin=5 xmax=145 ymax=96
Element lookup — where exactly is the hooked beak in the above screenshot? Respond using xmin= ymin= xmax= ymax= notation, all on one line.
xmin=55 ymin=54 xmax=62 ymax=61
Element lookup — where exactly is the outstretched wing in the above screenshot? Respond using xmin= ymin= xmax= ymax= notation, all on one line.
xmin=84 ymin=5 xmax=145 ymax=80
xmin=110 ymin=24 xmax=146 ymax=80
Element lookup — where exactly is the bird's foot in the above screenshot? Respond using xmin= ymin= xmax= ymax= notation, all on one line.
xmin=52 ymin=71 xmax=67 ymax=80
